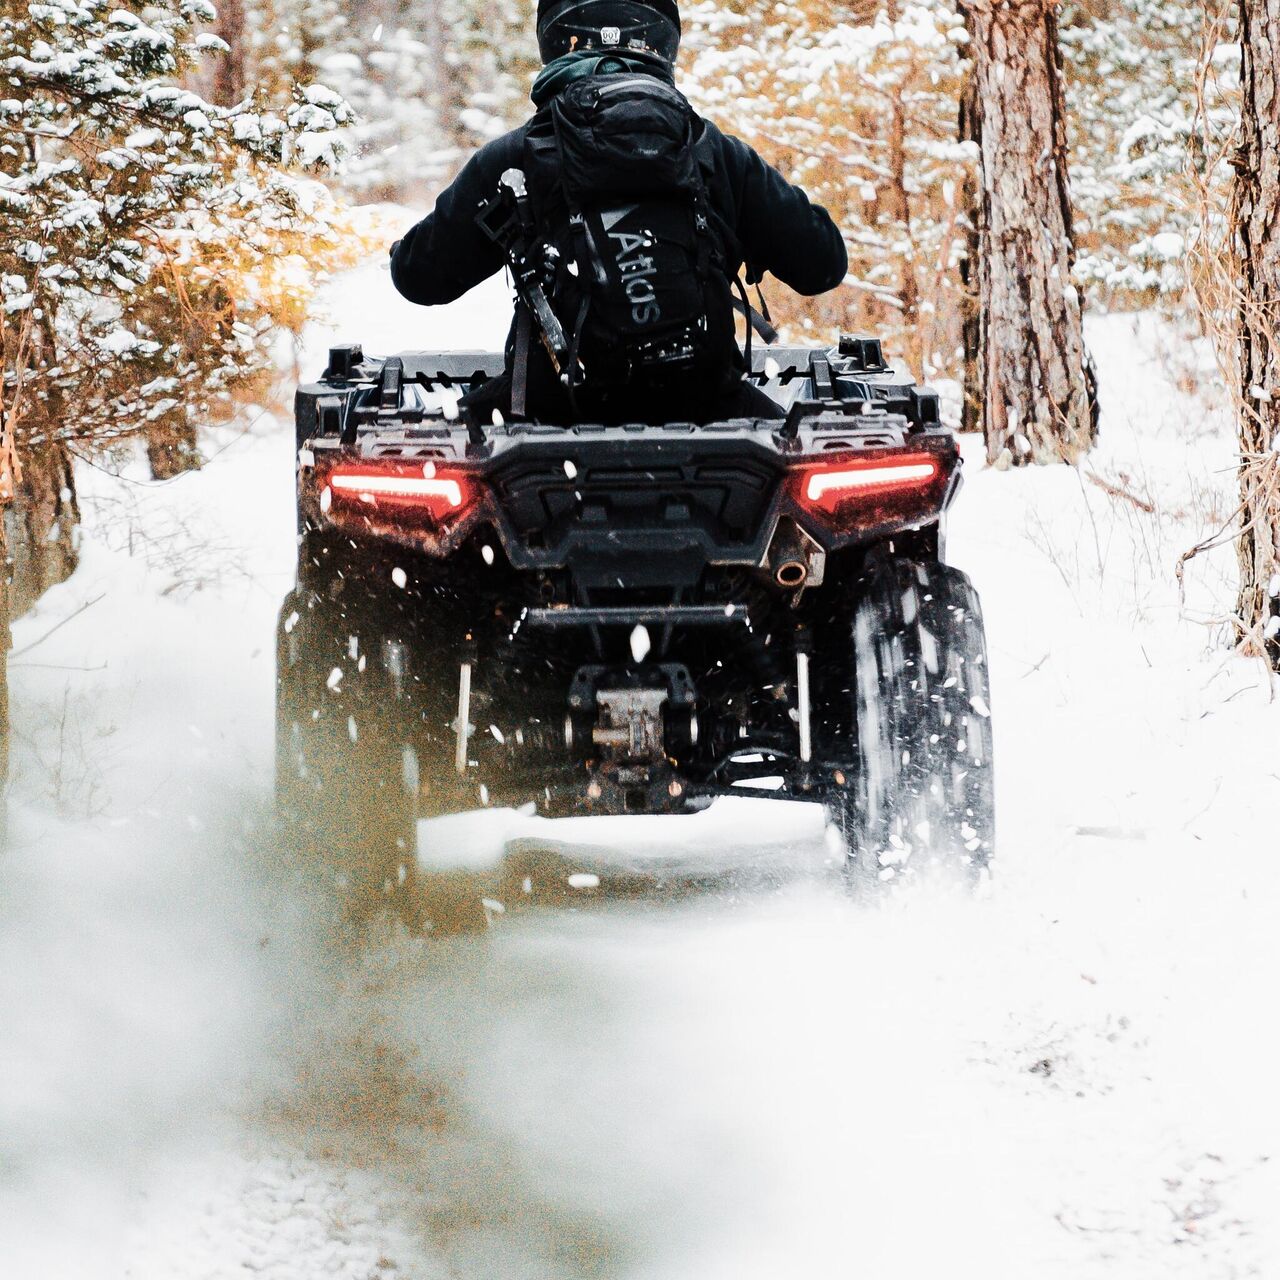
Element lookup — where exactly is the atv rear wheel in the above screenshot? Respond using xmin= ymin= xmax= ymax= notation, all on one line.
xmin=835 ymin=557 xmax=995 ymax=888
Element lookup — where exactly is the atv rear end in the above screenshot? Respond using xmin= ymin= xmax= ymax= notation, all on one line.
xmin=277 ymin=338 xmax=994 ymax=930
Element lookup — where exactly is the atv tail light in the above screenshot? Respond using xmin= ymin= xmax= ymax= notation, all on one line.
xmin=802 ymin=457 xmax=939 ymax=510
xmin=322 ymin=463 xmax=479 ymax=530
xmin=793 ymin=451 xmax=951 ymax=530
xmin=329 ymin=471 xmax=466 ymax=510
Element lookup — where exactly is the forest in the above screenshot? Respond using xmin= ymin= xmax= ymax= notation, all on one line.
xmin=2 ymin=2 xmax=1280 ymax=1276
xmin=1 ymin=0 xmax=1274 ymax=683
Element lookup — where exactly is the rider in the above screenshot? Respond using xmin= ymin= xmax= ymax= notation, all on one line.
xmin=390 ymin=0 xmax=847 ymax=425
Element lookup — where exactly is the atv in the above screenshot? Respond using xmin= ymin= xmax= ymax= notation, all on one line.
xmin=276 ymin=338 xmax=994 ymax=932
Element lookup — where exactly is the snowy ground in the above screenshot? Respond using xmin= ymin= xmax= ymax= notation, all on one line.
xmin=3 ymin=255 xmax=1279 ymax=1279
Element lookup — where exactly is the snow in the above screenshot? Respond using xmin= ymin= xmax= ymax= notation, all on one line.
xmin=3 ymin=259 xmax=1279 ymax=1278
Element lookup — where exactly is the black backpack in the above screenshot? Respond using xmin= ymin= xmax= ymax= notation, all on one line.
xmin=522 ymin=75 xmax=741 ymax=409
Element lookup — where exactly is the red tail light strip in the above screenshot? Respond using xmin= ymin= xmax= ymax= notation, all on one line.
xmin=804 ymin=460 xmax=939 ymax=508
xmin=329 ymin=472 xmax=466 ymax=508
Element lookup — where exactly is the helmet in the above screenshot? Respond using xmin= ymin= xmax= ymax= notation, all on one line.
xmin=536 ymin=0 xmax=681 ymax=65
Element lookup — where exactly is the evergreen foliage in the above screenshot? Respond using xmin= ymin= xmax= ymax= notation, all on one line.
xmin=681 ymin=0 xmax=974 ymax=380
xmin=0 ymin=0 xmax=357 ymax=473
xmin=1060 ymin=0 xmax=1238 ymax=309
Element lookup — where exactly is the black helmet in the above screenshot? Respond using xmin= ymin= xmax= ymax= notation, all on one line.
xmin=536 ymin=0 xmax=681 ymax=65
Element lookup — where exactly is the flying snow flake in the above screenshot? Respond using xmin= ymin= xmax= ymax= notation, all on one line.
xmin=481 ymin=544 xmax=495 ymax=566
xmin=491 ymin=409 xmax=505 ymax=427
xmin=440 ymin=388 xmax=463 ymax=420
xmin=371 ymin=22 xmax=384 ymax=39
xmin=283 ymin=611 xmax=299 ymax=634
xmin=919 ymin=625 xmax=939 ymax=675
xmin=298 ymin=448 xmax=315 ymax=468
xmin=423 ymin=461 xmax=436 ymax=477
xmin=490 ymin=724 xmax=505 ymax=744
xmin=348 ymin=715 xmax=358 ymax=743
xmin=564 ymin=459 xmax=578 ymax=479
xmin=969 ymin=693 xmax=991 ymax=718
xmin=326 ymin=667 xmax=343 ymax=691
xmin=1265 ymin=616 xmax=1280 ymax=640
xmin=630 ymin=624 xmax=651 ymax=662
xmin=319 ymin=486 xmax=333 ymax=514
xmin=764 ymin=356 xmax=781 ymax=381
xmin=568 ymin=873 xmax=600 ymax=889
xmin=479 ymin=784 xmax=490 ymax=806
xmin=402 ymin=745 xmax=419 ymax=794
xmin=1268 ymin=573 xmax=1280 ymax=598
xmin=391 ymin=566 xmax=407 ymax=589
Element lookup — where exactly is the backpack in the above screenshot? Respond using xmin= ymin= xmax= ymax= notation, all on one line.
xmin=521 ymin=74 xmax=741 ymax=412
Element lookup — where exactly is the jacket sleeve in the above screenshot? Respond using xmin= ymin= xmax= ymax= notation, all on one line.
xmin=708 ymin=127 xmax=848 ymax=297
xmin=389 ymin=132 xmax=524 ymax=306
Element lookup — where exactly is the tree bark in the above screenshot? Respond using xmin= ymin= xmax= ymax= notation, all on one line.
xmin=958 ymin=54 xmax=983 ymax=436
xmin=4 ymin=438 xmax=79 ymax=619
xmin=146 ymin=407 xmax=202 ymax=481
xmin=961 ymin=0 xmax=1094 ymax=466
xmin=212 ymin=0 xmax=247 ymax=106
xmin=1234 ymin=0 xmax=1280 ymax=665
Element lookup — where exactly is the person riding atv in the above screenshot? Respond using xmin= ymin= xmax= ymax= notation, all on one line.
xmin=389 ymin=0 xmax=848 ymax=427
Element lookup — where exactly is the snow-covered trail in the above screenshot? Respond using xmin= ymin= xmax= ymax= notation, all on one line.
xmin=3 ymin=254 xmax=1280 ymax=1279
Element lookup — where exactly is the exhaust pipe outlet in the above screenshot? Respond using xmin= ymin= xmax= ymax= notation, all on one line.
xmin=775 ymin=559 xmax=807 ymax=588
xmin=765 ymin=519 xmax=826 ymax=590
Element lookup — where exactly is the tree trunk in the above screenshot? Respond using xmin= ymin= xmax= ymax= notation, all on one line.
xmin=1234 ymin=0 xmax=1280 ymax=665
xmin=958 ymin=54 xmax=983 ymax=436
xmin=146 ymin=406 xmax=202 ymax=481
xmin=212 ymin=0 xmax=247 ymax=106
xmin=962 ymin=0 xmax=1094 ymax=466
xmin=4 ymin=438 xmax=79 ymax=618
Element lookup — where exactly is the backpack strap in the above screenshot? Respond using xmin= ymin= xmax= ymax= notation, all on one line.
xmin=691 ymin=126 xmax=779 ymax=350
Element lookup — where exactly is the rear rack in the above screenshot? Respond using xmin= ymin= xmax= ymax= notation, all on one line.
xmin=297 ymin=335 xmax=944 ymax=451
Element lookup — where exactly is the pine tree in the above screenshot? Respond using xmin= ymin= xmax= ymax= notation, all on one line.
xmin=1233 ymin=0 xmax=1280 ymax=665
xmin=681 ymin=0 xmax=975 ymax=380
xmin=309 ymin=0 xmax=455 ymax=200
xmin=0 ymin=0 xmax=354 ymax=603
xmin=1059 ymin=0 xmax=1234 ymax=311
xmin=959 ymin=0 xmax=1094 ymax=465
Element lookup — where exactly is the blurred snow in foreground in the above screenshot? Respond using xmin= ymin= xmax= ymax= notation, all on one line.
xmin=2 ymin=249 xmax=1279 ymax=1279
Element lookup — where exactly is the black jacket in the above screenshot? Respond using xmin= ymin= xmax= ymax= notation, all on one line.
xmin=391 ymin=110 xmax=847 ymax=309
xmin=390 ymin=91 xmax=846 ymax=423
